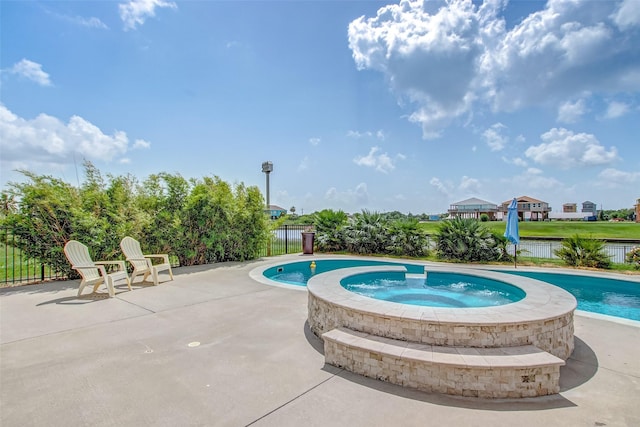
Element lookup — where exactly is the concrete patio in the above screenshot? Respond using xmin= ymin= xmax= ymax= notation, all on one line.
xmin=1 ymin=254 xmax=639 ymax=427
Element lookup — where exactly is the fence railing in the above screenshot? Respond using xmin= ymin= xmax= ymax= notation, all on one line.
xmin=2 ymin=225 xmax=638 ymax=286
xmin=259 ymin=224 xmax=309 ymax=257
xmin=506 ymin=240 xmax=638 ymax=264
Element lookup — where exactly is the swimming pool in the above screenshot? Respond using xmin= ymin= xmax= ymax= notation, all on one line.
xmin=340 ymin=271 xmax=525 ymax=308
xmin=259 ymin=258 xmax=640 ymax=321
xmin=262 ymin=259 xmax=424 ymax=287
xmin=497 ymin=270 xmax=640 ymax=321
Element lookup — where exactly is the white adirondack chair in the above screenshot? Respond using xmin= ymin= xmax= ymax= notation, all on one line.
xmin=120 ymin=236 xmax=174 ymax=286
xmin=64 ymin=240 xmax=131 ymax=298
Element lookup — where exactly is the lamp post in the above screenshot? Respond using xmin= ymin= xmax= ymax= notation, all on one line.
xmin=261 ymin=161 xmax=273 ymax=209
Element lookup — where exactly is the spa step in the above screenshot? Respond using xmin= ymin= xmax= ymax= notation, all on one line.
xmin=322 ymin=327 xmax=565 ymax=399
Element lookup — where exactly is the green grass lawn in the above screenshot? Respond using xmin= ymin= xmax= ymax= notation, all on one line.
xmin=419 ymin=220 xmax=640 ymax=239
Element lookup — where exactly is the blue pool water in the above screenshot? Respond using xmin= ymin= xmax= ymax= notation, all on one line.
xmin=340 ymin=271 xmax=525 ymax=308
xmin=498 ymin=271 xmax=640 ymax=321
xmin=262 ymin=259 xmax=640 ymax=321
xmin=263 ymin=259 xmax=424 ymax=287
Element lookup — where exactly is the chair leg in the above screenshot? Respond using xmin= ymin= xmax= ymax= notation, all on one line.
xmin=152 ymin=267 xmax=159 ymax=286
xmin=106 ymin=276 xmax=116 ymax=298
xmin=77 ymin=279 xmax=88 ymax=297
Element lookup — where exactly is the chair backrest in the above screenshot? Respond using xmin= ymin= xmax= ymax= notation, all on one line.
xmin=64 ymin=240 xmax=101 ymax=281
xmin=120 ymin=236 xmax=149 ymax=271
xmin=120 ymin=236 xmax=143 ymax=258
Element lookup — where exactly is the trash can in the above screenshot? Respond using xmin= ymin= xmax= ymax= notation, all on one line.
xmin=302 ymin=232 xmax=315 ymax=255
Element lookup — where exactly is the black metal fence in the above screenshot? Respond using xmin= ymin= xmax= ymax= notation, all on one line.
xmin=507 ymin=240 xmax=639 ymax=264
xmin=0 ymin=229 xmax=64 ymax=286
xmin=259 ymin=224 xmax=309 ymax=257
xmin=2 ymin=224 xmax=638 ymax=286
xmin=0 ymin=224 xmax=314 ymax=286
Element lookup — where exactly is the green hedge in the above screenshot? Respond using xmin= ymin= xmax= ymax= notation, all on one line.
xmin=1 ymin=163 xmax=271 ymax=276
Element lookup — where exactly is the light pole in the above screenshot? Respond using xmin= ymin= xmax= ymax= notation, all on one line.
xmin=261 ymin=161 xmax=273 ymax=209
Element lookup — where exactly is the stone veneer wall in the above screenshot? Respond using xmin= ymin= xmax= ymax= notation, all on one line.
xmin=324 ymin=338 xmax=562 ymax=398
xmin=309 ymin=293 xmax=575 ymax=360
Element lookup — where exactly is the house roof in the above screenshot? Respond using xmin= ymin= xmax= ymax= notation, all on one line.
xmin=267 ymin=205 xmax=287 ymax=211
xmin=451 ymin=197 xmax=497 ymax=206
xmin=502 ymin=196 xmax=546 ymax=204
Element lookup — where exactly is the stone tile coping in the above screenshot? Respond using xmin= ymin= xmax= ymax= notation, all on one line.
xmin=323 ymin=327 xmax=565 ymax=369
xmin=307 ymin=265 xmax=577 ymax=325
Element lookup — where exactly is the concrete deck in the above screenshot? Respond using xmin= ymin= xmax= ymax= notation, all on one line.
xmin=1 ymin=254 xmax=639 ymax=427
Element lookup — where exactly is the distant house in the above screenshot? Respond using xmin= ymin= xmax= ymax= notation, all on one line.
xmin=562 ymin=203 xmax=577 ymax=213
xmin=448 ymin=197 xmax=498 ymax=220
xmin=265 ymin=205 xmax=287 ymax=220
xmin=582 ymin=201 xmax=597 ymax=216
xmin=500 ymin=196 xmax=551 ymax=221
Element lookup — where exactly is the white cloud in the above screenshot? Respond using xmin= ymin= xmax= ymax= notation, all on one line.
xmin=508 ymin=167 xmax=563 ymax=190
xmin=502 ymin=156 xmax=528 ymax=167
xmin=353 ymin=146 xmax=404 ymax=174
xmin=0 ymin=104 xmax=144 ymax=171
xmin=429 ymin=177 xmax=451 ymax=195
xmin=9 ymin=59 xmax=52 ymax=86
xmin=297 ymin=156 xmax=309 ymax=172
xmin=482 ymin=122 xmax=508 ymax=151
xmin=348 ymin=0 xmax=640 ymax=138
xmin=309 ymin=137 xmax=320 ymax=146
xmin=525 ymin=128 xmax=618 ymax=169
xmin=346 ymin=130 xmax=385 ymax=140
xmin=611 ymin=0 xmax=640 ymax=31
xmin=324 ymin=183 xmax=369 ymax=206
xmin=133 ymin=139 xmax=151 ymax=149
xmin=119 ymin=0 xmax=177 ymax=31
xmin=603 ymin=101 xmax=630 ymax=119
xmin=44 ymin=7 xmax=108 ymax=29
xmin=557 ymin=99 xmax=587 ymax=123
xmin=597 ymin=168 xmax=640 ymax=186
xmin=459 ymin=176 xmax=480 ymax=193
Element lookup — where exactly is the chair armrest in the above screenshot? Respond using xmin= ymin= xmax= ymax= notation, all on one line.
xmin=126 ymin=257 xmax=149 ymax=262
xmin=144 ymin=254 xmax=170 ymax=264
xmin=74 ymin=265 xmax=109 ymax=277
xmin=95 ymin=260 xmax=127 ymax=271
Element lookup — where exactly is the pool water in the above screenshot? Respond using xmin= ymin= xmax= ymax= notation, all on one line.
xmin=340 ymin=271 xmax=525 ymax=308
xmin=499 ymin=271 xmax=640 ymax=321
xmin=263 ymin=259 xmax=424 ymax=287
xmin=261 ymin=259 xmax=640 ymax=321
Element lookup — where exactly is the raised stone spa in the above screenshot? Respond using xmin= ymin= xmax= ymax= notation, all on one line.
xmin=307 ymin=265 xmax=577 ymax=398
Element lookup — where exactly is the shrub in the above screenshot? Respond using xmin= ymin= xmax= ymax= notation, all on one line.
xmin=625 ymin=247 xmax=640 ymax=270
xmin=343 ymin=210 xmax=389 ymax=255
xmin=2 ymin=164 xmax=270 ymax=271
xmin=554 ymin=234 xmax=612 ymax=269
xmin=480 ymin=213 xmax=489 ymax=222
xmin=435 ymin=217 xmax=505 ymax=262
xmin=312 ymin=210 xmax=429 ymax=257
xmin=386 ymin=218 xmax=430 ymax=257
xmin=313 ymin=209 xmax=348 ymax=251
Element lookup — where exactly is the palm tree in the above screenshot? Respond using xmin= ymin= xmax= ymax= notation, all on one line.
xmin=0 ymin=192 xmax=17 ymax=217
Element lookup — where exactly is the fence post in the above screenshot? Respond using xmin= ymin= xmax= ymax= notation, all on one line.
xmin=284 ymin=224 xmax=289 ymax=254
xmin=41 ymin=263 xmax=45 ymax=282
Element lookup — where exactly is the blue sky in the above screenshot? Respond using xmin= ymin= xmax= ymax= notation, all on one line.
xmin=1 ymin=0 xmax=639 ymax=215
